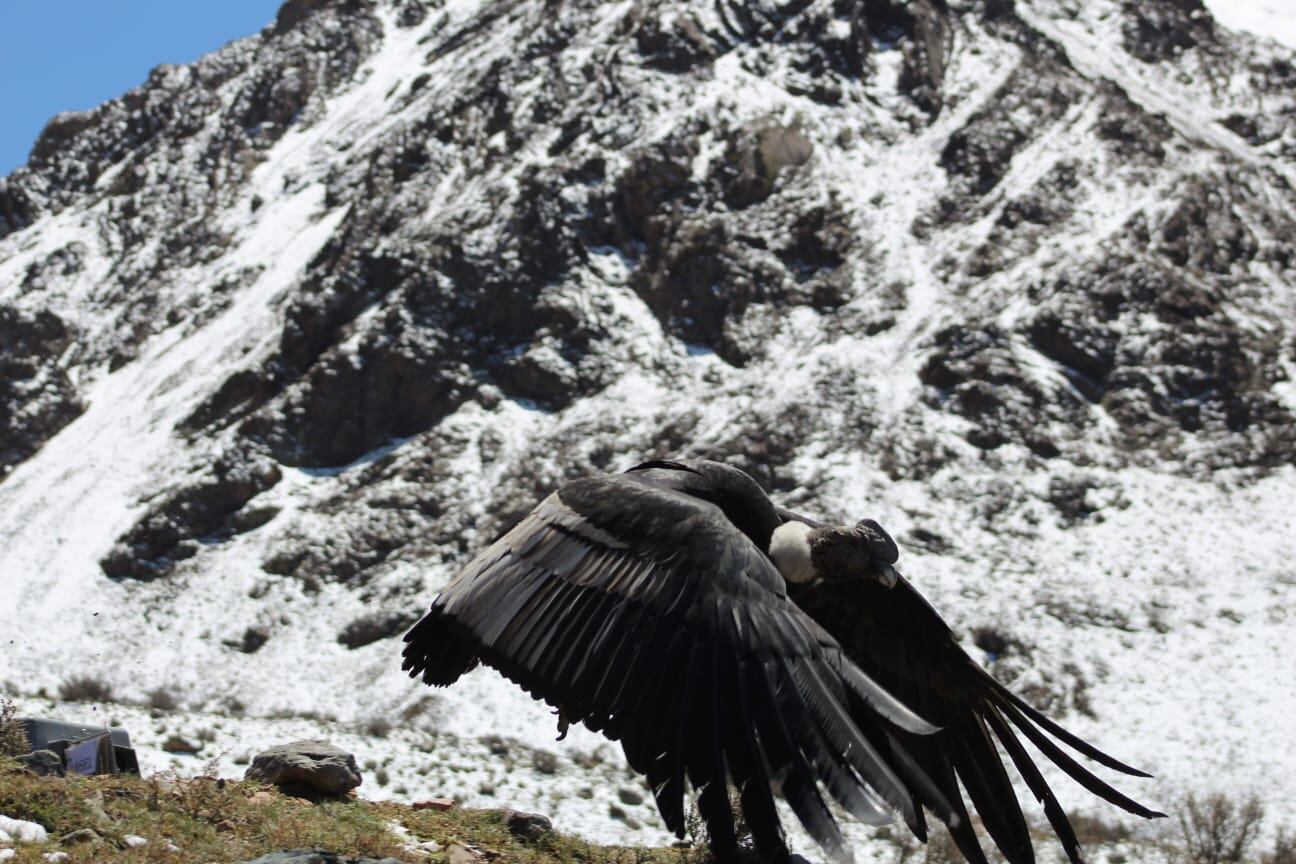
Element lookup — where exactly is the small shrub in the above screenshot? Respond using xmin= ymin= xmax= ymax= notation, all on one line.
xmin=1264 ymin=830 xmax=1295 ymax=864
xmin=1179 ymin=793 xmax=1264 ymax=864
xmin=1070 ymin=812 xmax=1133 ymax=846
xmin=0 ymin=697 xmax=30 ymax=757
xmin=532 ymin=749 xmax=559 ymax=774
xmin=364 ymin=717 xmax=394 ymax=738
xmin=58 ymin=676 xmax=114 ymax=703
xmin=148 ymin=687 xmax=179 ymax=711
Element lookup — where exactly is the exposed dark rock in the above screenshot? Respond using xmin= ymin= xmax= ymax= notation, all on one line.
xmin=1024 ymin=250 xmax=1295 ymax=468
xmin=1047 ymin=476 xmax=1104 ymax=525
xmin=17 ymin=749 xmax=65 ymax=777
xmin=100 ymin=446 xmax=282 ymax=580
xmin=0 ymin=0 xmax=381 ymax=392
xmin=920 ymin=325 xmax=1085 ymax=457
xmin=1095 ymin=83 xmax=1174 ymax=163
xmin=260 ymin=507 xmax=421 ymax=586
xmin=629 ymin=5 xmax=717 ymax=72
xmin=720 ymin=122 xmax=814 ymax=209
xmin=1153 ymin=176 xmax=1258 ymax=274
xmin=965 ymin=160 xmax=1083 ymax=278
xmin=709 ymin=0 xmax=952 ymax=110
xmin=0 ymin=177 xmax=37 ymax=237
xmin=395 ymin=0 xmax=429 ymax=28
xmin=0 ymin=306 xmax=85 ymax=478
xmin=613 ymin=133 xmax=698 ymax=246
xmin=162 ymin=736 xmax=202 ymax=754
xmin=1121 ymin=0 xmax=1216 ymax=63
xmin=617 ymin=787 xmax=645 ymax=806
xmin=20 ymin=242 xmax=86 ymax=294
xmin=503 ymin=809 xmax=553 ymax=841
xmin=275 ymin=0 xmax=370 ymax=34
xmin=970 ymin=626 xmax=1030 ymax=661
xmin=607 ymin=804 xmax=641 ymax=830
xmin=244 ymin=741 xmax=362 ymax=795
xmin=225 ymin=626 xmax=271 ymax=654
xmin=867 ymin=0 xmax=953 ymax=112
xmin=935 ymin=61 xmax=1078 ymax=222
xmin=337 ymin=610 xmax=422 ymax=649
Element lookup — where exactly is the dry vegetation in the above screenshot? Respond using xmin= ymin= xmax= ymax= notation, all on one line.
xmin=1175 ymin=794 xmax=1271 ymax=864
xmin=0 ymin=697 xmax=30 ymax=758
xmin=0 ymin=756 xmax=690 ymax=864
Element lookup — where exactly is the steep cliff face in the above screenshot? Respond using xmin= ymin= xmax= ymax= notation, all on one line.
xmin=2 ymin=0 xmax=1294 ymax=850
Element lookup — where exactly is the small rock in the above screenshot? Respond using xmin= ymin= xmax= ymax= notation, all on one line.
xmin=82 ymin=791 xmax=113 ymax=828
xmin=481 ymin=735 xmax=510 ymax=756
xmin=446 ymin=844 xmax=480 ymax=864
xmin=503 ymin=810 xmax=552 ymax=842
xmin=244 ymin=741 xmax=362 ymax=796
xmin=249 ymin=790 xmax=277 ymax=806
xmin=43 ymin=853 xmax=69 ymax=864
xmin=608 ymin=805 xmax=640 ymax=830
xmin=617 ymin=787 xmax=644 ymax=806
xmin=0 ymin=849 xmax=15 ymax=861
xmin=59 ymin=828 xmax=99 ymax=845
xmin=162 ymin=735 xmax=201 ymax=754
xmin=123 ymin=835 xmax=148 ymax=848
xmin=530 ymin=750 xmax=559 ymax=774
xmin=216 ymin=819 xmax=237 ymax=833
xmin=412 ymin=798 xmax=455 ymax=812
xmin=17 ymin=750 xmax=65 ymax=777
xmin=0 ymin=815 xmax=49 ymax=843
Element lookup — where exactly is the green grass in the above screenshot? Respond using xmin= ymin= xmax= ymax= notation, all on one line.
xmin=0 ymin=759 xmax=691 ymax=864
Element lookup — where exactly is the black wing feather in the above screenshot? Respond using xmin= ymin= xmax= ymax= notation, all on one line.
xmin=788 ymin=561 xmax=1165 ymax=864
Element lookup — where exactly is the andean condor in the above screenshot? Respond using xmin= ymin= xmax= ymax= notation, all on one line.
xmin=402 ymin=459 xmax=1162 ymax=864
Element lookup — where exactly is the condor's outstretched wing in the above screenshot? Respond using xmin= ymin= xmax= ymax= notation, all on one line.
xmin=403 ymin=473 xmax=956 ymax=864
xmin=784 ymin=519 xmax=1164 ymax=864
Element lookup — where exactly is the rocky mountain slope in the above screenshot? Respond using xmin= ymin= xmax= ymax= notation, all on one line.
xmin=2 ymin=0 xmax=1295 ymax=856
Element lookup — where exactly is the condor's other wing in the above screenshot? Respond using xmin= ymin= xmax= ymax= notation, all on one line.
xmin=784 ymin=523 xmax=1165 ymax=864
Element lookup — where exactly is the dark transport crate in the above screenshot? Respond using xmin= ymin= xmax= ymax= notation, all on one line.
xmin=18 ymin=717 xmax=140 ymax=776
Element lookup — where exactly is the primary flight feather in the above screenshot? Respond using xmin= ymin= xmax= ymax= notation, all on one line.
xmin=402 ymin=459 xmax=1162 ymax=864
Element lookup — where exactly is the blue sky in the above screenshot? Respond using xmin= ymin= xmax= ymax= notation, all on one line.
xmin=0 ymin=1 xmax=283 ymax=177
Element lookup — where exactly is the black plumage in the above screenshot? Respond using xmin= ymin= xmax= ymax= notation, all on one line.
xmin=402 ymin=459 xmax=1162 ymax=864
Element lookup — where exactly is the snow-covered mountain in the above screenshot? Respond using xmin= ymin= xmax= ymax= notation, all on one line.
xmin=2 ymin=0 xmax=1294 ymax=856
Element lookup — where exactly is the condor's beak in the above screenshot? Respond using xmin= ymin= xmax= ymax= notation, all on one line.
xmin=873 ymin=562 xmax=900 ymax=589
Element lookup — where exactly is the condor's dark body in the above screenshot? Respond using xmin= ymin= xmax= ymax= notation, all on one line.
xmin=403 ymin=459 xmax=1161 ymax=864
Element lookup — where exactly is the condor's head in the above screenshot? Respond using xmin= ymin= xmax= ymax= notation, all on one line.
xmin=769 ymin=517 xmax=901 ymax=589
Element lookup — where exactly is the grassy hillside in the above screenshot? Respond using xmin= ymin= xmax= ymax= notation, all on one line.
xmin=0 ymin=758 xmax=690 ymax=864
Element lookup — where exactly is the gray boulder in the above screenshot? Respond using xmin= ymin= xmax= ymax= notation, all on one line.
xmin=16 ymin=749 xmax=64 ymax=777
xmin=243 ymin=741 xmax=362 ymax=796
xmin=503 ymin=810 xmax=552 ymax=841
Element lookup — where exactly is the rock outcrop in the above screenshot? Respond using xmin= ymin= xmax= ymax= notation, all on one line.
xmin=244 ymin=741 xmax=363 ymax=796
